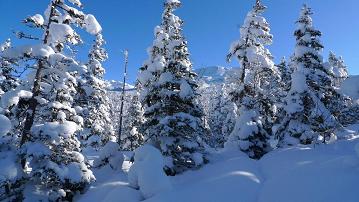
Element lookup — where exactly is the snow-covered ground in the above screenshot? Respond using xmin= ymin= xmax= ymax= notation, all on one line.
xmin=77 ymin=127 xmax=359 ymax=202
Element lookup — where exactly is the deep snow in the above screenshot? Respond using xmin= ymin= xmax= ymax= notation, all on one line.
xmin=77 ymin=129 xmax=359 ymax=202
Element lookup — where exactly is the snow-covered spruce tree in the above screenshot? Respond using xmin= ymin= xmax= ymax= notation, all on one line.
xmin=325 ymin=52 xmax=357 ymax=126
xmin=138 ymin=0 xmax=207 ymax=174
xmin=76 ymin=33 xmax=115 ymax=149
xmin=206 ymin=84 xmax=224 ymax=147
xmin=220 ymin=84 xmax=238 ymax=146
xmin=0 ymin=39 xmax=19 ymax=95
xmin=225 ymin=0 xmax=280 ymax=159
xmin=276 ymin=5 xmax=349 ymax=146
xmin=0 ymin=114 xmax=25 ymax=201
xmin=276 ymin=57 xmax=292 ymax=92
xmin=120 ymin=90 xmax=145 ymax=151
xmin=205 ymin=83 xmax=237 ymax=148
xmin=195 ymin=80 xmax=214 ymax=146
xmin=326 ymin=51 xmax=348 ymax=87
xmin=0 ymin=0 xmax=102 ymax=200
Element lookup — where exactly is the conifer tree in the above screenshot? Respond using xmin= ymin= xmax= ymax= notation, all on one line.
xmin=120 ymin=91 xmax=145 ymax=151
xmin=225 ymin=0 xmax=280 ymax=159
xmin=0 ymin=0 xmax=102 ymax=199
xmin=276 ymin=5 xmax=348 ymax=146
xmin=205 ymin=83 xmax=237 ymax=148
xmin=220 ymin=84 xmax=238 ymax=144
xmin=276 ymin=57 xmax=292 ymax=92
xmin=327 ymin=51 xmax=348 ymax=87
xmin=0 ymin=39 xmax=19 ymax=95
xmin=76 ymin=33 xmax=115 ymax=149
xmin=138 ymin=0 xmax=207 ymax=174
xmin=206 ymin=84 xmax=224 ymax=147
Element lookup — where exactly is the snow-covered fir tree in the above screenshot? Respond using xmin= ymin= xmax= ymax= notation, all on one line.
xmin=225 ymin=0 xmax=280 ymax=159
xmin=220 ymin=84 xmax=238 ymax=145
xmin=138 ymin=0 xmax=207 ymax=174
xmin=326 ymin=51 xmax=349 ymax=87
xmin=120 ymin=90 xmax=145 ymax=151
xmin=325 ymin=52 xmax=357 ymax=126
xmin=0 ymin=113 xmax=25 ymax=201
xmin=276 ymin=5 xmax=351 ymax=147
xmin=0 ymin=39 xmax=19 ymax=95
xmin=0 ymin=0 xmax=103 ymax=200
xmin=206 ymin=84 xmax=224 ymax=147
xmin=276 ymin=57 xmax=292 ymax=92
xmin=76 ymin=33 xmax=115 ymax=149
xmin=204 ymin=83 xmax=237 ymax=148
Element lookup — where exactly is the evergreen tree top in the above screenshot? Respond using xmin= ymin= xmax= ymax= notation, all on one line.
xmin=295 ymin=4 xmax=322 ymax=41
xmin=253 ymin=0 xmax=266 ymax=14
xmin=165 ymin=0 xmax=181 ymax=8
xmin=227 ymin=0 xmax=273 ymax=64
xmin=294 ymin=4 xmax=323 ymax=64
xmin=298 ymin=4 xmax=313 ymax=26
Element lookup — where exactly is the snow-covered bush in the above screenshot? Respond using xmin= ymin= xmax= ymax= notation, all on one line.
xmin=93 ymin=141 xmax=124 ymax=170
xmin=128 ymin=145 xmax=172 ymax=199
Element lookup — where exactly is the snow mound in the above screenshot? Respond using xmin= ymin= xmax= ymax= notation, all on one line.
xmin=128 ymin=145 xmax=172 ymax=199
xmin=147 ymin=138 xmax=359 ymax=202
xmin=0 ymin=151 xmax=22 ymax=181
xmin=93 ymin=141 xmax=124 ymax=170
xmin=0 ymin=115 xmax=11 ymax=136
xmin=78 ymin=136 xmax=359 ymax=202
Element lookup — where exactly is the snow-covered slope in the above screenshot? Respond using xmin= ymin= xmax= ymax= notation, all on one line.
xmin=77 ymin=128 xmax=359 ymax=202
xmin=341 ymin=75 xmax=359 ymax=102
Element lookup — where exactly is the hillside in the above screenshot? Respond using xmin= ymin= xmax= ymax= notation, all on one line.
xmin=341 ymin=75 xmax=359 ymax=102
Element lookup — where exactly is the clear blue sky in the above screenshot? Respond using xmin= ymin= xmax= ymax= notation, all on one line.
xmin=0 ymin=0 xmax=358 ymax=83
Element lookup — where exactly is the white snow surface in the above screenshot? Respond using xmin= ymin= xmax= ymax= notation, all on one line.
xmin=0 ymin=114 xmax=11 ymax=136
xmin=1 ymin=90 xmax=32 ymax=108
xmin=128 ymin=145 xmax=172 ymax=199
xmin=1 ymin=44 xmax=54 ymax=58
xmin=0 ymin=151 xmax=22 ymax=181
xmin=30 ymin=14 xmax=44 ymax=26
xmin=68 ymin=0 xmax=82 ymax=7
xmin=78 ymin=129 xmax=359 ymax=202
xmin=166 ymin=0 xmax=181 ymax=4
xmin=85 ymin=14 xmax=102 ymax=35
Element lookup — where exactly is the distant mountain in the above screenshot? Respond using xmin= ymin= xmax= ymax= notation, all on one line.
xmin=106 ymin=66 xmax=237 ymax=91
xmin=106 ymin=80 xmax=135 ymax=92
xmin=194 ymin=66 xmax=238 ymax=84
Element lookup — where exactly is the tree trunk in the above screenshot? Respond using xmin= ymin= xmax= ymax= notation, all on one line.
xmin=19 ymin=1 xmax=56 ymax=168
